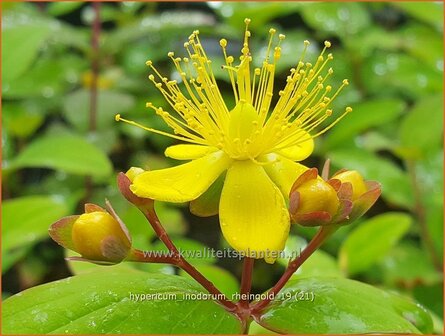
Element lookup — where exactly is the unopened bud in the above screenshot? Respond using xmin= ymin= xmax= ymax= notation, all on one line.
xmin=333 ymin=170 xmax=367 ymax=201
xmin=71 ymin=211 xmax=131 ymax=262
xmin=289 ymin=168 xmax=341 ymax=226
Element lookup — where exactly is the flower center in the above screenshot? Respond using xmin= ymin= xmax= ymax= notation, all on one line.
xmin=115 ymin=18 xmax=353 ymax=164
xmin=226 ymin=102 xmax=259 ymax=160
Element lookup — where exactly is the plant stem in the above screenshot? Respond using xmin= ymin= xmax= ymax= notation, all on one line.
xmin=239 ymin=257 xmax=254 ymax=334
xmin=251 ymin=226 xmax=337 ymax=314
xmin=84 ymin=1 xmax=101 ymax=203
xmin=406 ymin=160 xmax=442 ymax=271
xmin=239 ymin=257 xmax=254 ymax=310
xmin=89 ymin=1 xmax=100 ymax=133
xmin=139 ymin=204 xmax=237 ymax=312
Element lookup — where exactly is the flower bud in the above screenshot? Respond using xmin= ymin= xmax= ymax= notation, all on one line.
xmin=49 ymin=203 xmax=132 ymax=264
xmin=332 ymin=170 xmax=367 ymax=201
xmin=330 ymin=169 xmax=381 ymax=222
xmin=71 ymin=211 xmax=131 ymax=262
xmin=289 ymin=168 xmax=344 ymax=226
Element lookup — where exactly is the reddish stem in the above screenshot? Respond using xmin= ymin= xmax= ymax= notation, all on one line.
xmin=239 ymin=257 xmax=254 ymax=309
xmin=238 ymin=257 xmax=254 ymax=334
xmin=127 ymin=248 xmax=175 ymax=264
xmin=251 ymin=226 xmax=337 ymax=315
xmin=139 ymin=204 xmax=237 ymax=312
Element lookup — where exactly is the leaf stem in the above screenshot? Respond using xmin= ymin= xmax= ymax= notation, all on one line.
xmin=251 ymin=225 xmax=337 ymax=315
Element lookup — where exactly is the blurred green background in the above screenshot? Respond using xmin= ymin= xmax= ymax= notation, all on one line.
xmin=2 ymin=1 xmax=443 ymax=332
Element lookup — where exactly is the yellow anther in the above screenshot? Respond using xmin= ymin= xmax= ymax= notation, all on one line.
xmin=343 ymin=79 xmax=349 ymax=85
xmin=304 ymin=40 xmax=310 ymax=46
xmin=279 ymin=34 xmax=286 ymax=40
xmin=167 ymin=51 xmax=174 ymax=57
xmin=145 ymin=60 xmax=152 ymax=66
xmin=244 ymin=18 xmax=251 ymax=24
xmin=324 ymin=41 xmax=331 ymax=48
xmin=346 ymin=107 xmax=353 ymax=113
xmin=148 ymin=74 xmax=155 ymax=81
xmin=220 ymin=39 xmax=227 ymax=47
xmin=115 ymin=114 xmax=121 ymax=121
xmin=269 ymin=28 xmax=276 ymax=34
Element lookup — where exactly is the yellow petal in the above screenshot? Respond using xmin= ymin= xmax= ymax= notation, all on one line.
xmin=277 ymin=137 xmax=314 ymax=161
xmin=165 ymin=144 xmax=218 ymax=160
xmin=131 ymin=151 xmax=231 ymax=202
xmin=263 ymin=154 xmax=309 ymax=199
xmin=220 ymin=160 xmax=290 ymax=263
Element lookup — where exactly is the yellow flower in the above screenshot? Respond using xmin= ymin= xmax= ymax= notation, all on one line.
xmin=116 ymin=19 xmax=351 ymax=263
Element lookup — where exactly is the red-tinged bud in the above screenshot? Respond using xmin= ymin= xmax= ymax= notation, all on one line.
xmin=332 ymin=170 xmax=368 ymax=201
xmin=117 ymin=168 xmax=154 ymax=208
xmin=328 ymin=167 xmax=381 ymax=224
xmin=289 ymin=168 xmax=347 ymax=226
xmin=49 ymin=202 xmax=132 ymax=264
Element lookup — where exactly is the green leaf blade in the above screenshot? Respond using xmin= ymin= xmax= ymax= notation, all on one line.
xmin=9 ymin=134 xmax=113 ymax=177
xmin=2 ymin=195 xmax=69 ymax=253
xmin=3 ymin=271 xmax=242 ymax=334
xmin=258 ymin=277 xmax=431 ymax=334
xmin=339 ymin=212 xmax=412 ymax=275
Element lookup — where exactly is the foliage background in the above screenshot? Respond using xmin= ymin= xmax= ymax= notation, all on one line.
xmin=2 ymin=1 xmax=443 ymax=333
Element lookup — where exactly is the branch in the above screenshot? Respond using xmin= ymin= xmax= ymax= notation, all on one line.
xmin=251 ymin=225 xmax=337 ymax=314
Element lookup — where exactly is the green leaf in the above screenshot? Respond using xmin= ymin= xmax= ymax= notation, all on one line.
xmin=3 ymin=54 xmax=87 ymax=99
xmin=339 ymin=212 xmax=411 ymax=275
xmin=62 ymin=89 xmax=135 ymax=132
xmin=324 ymin=98 xmax=405 ymax=149
xmin=328 ymin=148 xmax=414 ymax=208
xmin=103 ymin=12 xmax=215 ymax=54
xmin=400 ymin=24 xmax=443 ymax=70
xmin=2 ymin=103 xmax=44 ymax=139
xmin=9 ymin=134 xmax=113 ymax=177
xmin=2 ymin=196 xmax=69 ymax=252
xmin=179 ymin=265 xmax=239 ymax=298
xmin=413 ymin=283 xmax=444 ymax=318
xmin=392 ymin=2 xmax=444 ymax=31
xmin=398 ymin=94 xmax=443 ymax=158
xmin=300 ymin=2 xmax=370 ymax=36
xmin=47 ymin=2 xmax=83 ymax=16
xmin=258 ymin=277 xmax=432 ymax=334
xmin=361 ymin=52 xmax=443 ymax=99
xmin=379 ymin=242 xmax=442 ymax=288
xmin=3 ymin=271 xmax=242 ymax=334
xmin=2 ymin=13 xmax=52 ymax=83
xmin=215 ymin=2 xmax=302 ymax=31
